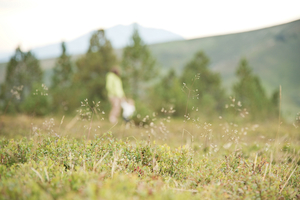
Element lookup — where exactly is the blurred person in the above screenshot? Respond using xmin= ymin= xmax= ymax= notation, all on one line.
xmin=106 ymin=67 xmax=125 ymax=124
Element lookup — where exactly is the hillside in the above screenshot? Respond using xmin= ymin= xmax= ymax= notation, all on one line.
xmin=0 ymin=20 xmax=299 ymax=120
xmin=148 ymin=19 xmax=300 ymax=119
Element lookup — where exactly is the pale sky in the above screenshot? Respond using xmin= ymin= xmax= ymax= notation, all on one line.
xmin=1 ymin=0 xmax=300 ymax=52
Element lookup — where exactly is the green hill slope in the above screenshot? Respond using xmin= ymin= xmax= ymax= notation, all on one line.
xmin=149 ymin=19 xmax=300 ymax=119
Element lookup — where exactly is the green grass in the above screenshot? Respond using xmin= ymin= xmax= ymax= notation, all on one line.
xmin=0 ymin=113 xmax=299 ymax=199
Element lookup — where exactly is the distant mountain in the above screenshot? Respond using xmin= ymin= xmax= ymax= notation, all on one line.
xmin=0 ymin=23 xmax=184 ymax=62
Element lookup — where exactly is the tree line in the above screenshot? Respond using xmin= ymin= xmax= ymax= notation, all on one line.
xmin=0 ymin=29 xmax=279 ymax=121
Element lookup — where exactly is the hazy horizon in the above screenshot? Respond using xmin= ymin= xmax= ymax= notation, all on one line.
xmin=1 ymin=0 xmax=300 ymax=52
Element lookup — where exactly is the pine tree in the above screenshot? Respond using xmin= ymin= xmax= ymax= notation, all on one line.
xmin=74 ymin=29 xmax=117 ymax=103
xmin=0 ymin=47 xmax=43 ymax=113
xmin=51 ymin=42 xmax=73 ymax=88
xmin=180 ymin=51 xmax=225 ymax=116
xmin=233 ymin=58 xmax=272 ymax=119
xmin=151 ymin=68 xmax=186 ymax=116
xmin=122 ymin=28 xmax=158 ymax=100
xmin=50 ymin=42 xmax=74 ymax=112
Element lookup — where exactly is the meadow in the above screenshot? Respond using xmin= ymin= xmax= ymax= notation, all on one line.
xmin=0 ymin=103 xmax=299 ymax=199
xmin=1 ymin=16 xmax=299 ymax=200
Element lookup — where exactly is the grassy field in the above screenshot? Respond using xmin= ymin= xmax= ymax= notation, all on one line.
xmin=0 ymin=111 xmax=299 ymax=199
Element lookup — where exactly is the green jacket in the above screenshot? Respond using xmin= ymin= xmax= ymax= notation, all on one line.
xmin=106 ymin=72 xmax=125 ymax=98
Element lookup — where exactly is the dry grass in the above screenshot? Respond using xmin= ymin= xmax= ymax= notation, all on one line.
xmin=0 ymin=113 xmax=299 ymax=199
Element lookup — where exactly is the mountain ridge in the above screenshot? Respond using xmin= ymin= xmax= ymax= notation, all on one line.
xmin=0 ymin=23 xmax=184 ymax=62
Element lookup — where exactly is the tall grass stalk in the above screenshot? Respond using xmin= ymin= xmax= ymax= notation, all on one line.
xmin=275 ymin=85 xmax=282 ymax=153
xmin=279 ymin=166 xmax=298 ymax=193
